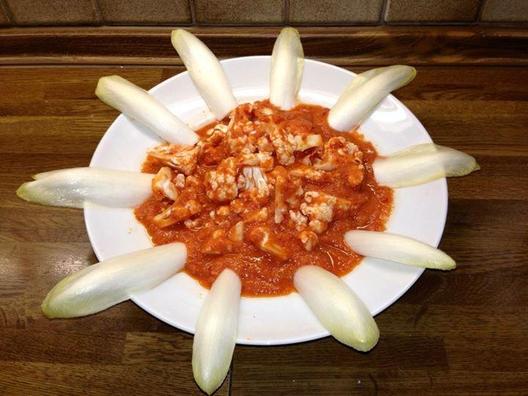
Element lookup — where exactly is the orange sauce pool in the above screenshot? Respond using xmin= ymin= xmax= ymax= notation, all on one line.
xmin=135 ymin=101 xmax=393 ymax=296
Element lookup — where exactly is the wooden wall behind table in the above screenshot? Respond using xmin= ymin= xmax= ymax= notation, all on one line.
xmin=1 ymin=26 xmax=528 ymax=395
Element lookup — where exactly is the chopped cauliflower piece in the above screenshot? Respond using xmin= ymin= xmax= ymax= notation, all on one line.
xmin=243 ymin=207 xmax=269 ymax=223
xmin=288 ymin=134 xmax=323 ymax=152
xmin=272 ymin=166 xmax=288 ymax=223
xmin=152 ymin=167 xmax=179 ymax=201
xmin=184 ymin=217 xmax=206 ymax=230
xmin=346 ymin=166 xmax=365 ymax=187
xmin=313 ymin=137 xmax=365 ymax=187
xmin=289 ymin=165 xmax=329 ymax=182
xmin=289 ymin=210 xmax=308 ymax=231
xmin=269 ymin=126 xmax=295 ymax=166
xmin=299 ymin=230 xmax=318 ymax=251
xmin=256 ymin=135 xmax=274 ymax=154
xmin=205 ymin=157 xmax=238 ymax=202
xmin=174 ymin=173 xmax=185 ymax=189
xmin=238 ymin=152 xmax=274 ymax=171
xmin=300 ymin=191 xmax=336 ymax=234
xmin=153 ymin=199 xmax=201 ymax=228
xmin=248 ymin=226 xmax=289 ymax=261
xmin=314 ymin=137 xmax=360 ymax=170
xmin=228 ymin=221 xmax=244 ymax=242
xmin=148 ymin=144 xmax=200 ymax=175
xmin=240 ymin=167 xmax=270 ymax=200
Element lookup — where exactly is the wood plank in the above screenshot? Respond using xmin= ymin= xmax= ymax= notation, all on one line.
xmin=231 ymin=336 xmax=448 ymax=395
xmin=0 ymin=27 xmax=527 ymax=66
xmin=1 ymin=64 xmax=527 ymax=394
xmin=0 ymin=328 xmax=125 ymax=363
xmin=230 ymin=370 xmax=528 ymax=395
xmin=376 ymin=304 xmax=528 ymax=337
xmin=0 ymin=361 xmax=229 ymax=396
xmin=0 ymin=206 xmax=88 ymax=243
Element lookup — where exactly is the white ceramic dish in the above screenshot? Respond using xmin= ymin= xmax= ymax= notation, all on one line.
xmin=85 ymin=56 xmax=447 ymax=346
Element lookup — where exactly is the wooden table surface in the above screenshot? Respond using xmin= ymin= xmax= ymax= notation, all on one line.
xmin=1 ymin=64 xmax=527 ymax=395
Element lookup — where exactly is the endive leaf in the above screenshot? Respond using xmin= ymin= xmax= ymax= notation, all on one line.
xmin=171 ymin=29 xmax=237 ymax=120
xmin=42 ymin=243 xmax=187 ymax=318
xmin=269 ymin=27 xmax=304 ymax=110
xmin=17 ymin=167 xmax=154 ymax=208
xmin=294 ymin=265 xmax=379 ymax=352
xmin=373 ymin=143 xmax=480 ymax=188
xmin=96 ymin=75 xmax=199 ymax=146
xmin=193 ymin=269 xmax=241 ymax=395
xmin=340 ymin=66 xmax=390 ymax=97
xmin=328 ymin=65 xmax=416 ymax=132
xmin=344 ymin=230 xmax=456 ymax=270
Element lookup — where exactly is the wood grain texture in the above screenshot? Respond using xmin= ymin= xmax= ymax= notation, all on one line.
xmin=0 ymin=61 xmax=527 ymax=395
xmin=0 ymin=27 xmax=527 ymax=66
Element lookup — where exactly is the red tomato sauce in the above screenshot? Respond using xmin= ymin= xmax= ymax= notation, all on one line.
xmin=135 ymin=101 xmax=393 ymax=296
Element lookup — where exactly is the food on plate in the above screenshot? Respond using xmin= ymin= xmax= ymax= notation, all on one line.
xmin=171 ymin=29 xmax=237 ymax=120
xmin=294 ymin=265 xmax=379 ymax=351
xmin=135 ymin=100 xmax=393 ymax=296
xmin=96 ymin=75 xmax=198 ymax=146
xmin=328 ymin=65 xmax=416 ymax=132
xmin=193 ymin=268 xmax=241 ymax=395
xmin=269 ymin=27 xmax=304 ymax=110
xmin=16 ymin=167 xmax=154 ymax=208
xmin=15 ymin=26 xmax=480 ymax=395
xmin=42 ymin=243 xmax=187 ymax=318
xmin=373 ymin=143 xmax=480 ymax=188
xmin=345 ymin=230 xmax=456 ymax=270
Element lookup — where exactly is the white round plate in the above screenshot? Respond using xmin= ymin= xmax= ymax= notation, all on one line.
xmin=85 ymin=56 xmax=447 ymax=346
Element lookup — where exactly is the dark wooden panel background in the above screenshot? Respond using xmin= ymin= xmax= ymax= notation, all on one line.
xmin=0 ymin=28 xmax=527 ymax=395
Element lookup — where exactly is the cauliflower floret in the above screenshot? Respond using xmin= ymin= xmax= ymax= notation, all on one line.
xmin=225 ymin=109 xmax=257 ymax=155
xmin=152 ymin=167 xmax=179 ymax=201
xmin=300 ymin=191 xmax=336 ymax=234
xmin=259 ymin=107 xmax=274 ymax=116
xmin=313 ymin=137 xmax=365 ymax=187
xmin=269 ymin=126 xmax=295 ymax=166
xmin=148 ymin=144 xmax=200 ymax=175
xmin=199 ymin=124 xmax=229 ymax=166
xmin=287 ymin=134 xmax=323 ymax=152
xmin=299 ymin=230 xmax=318 ymax=251
xmin=243 ymin=207 xmax=269 ymax=223
xmin=153 ymin=199 xmax=201 ymax=228
xmin=228 ymin=221 xmax=244 ymax=242
xmin=207 ymin=123 xmax=228 ymax=137
xmin=314 ymin=137 xmax=360 ymax=170
xmin=174 ymin=173 xmax=185 ymax=189
xmin=184 ymin=217 xmax=207 ymax=230
xmin=300 ymin=191 xmax=357 ymax=232
xmin=270 ymin=167 xmax=305 ymax=222
xmin=228 ymin=133 xmax=256 ymax=155
xmin=271 ymin=166 xmax=288 ymax=223
xmin=209 ymin=205 xmax=231 ymax=225
xmin=289 ymin=165 xmax=329 ymax=182
xmin=346 ymin=166 xmax=365 ymax=187
xmin=256 ymin=135 xmax=274 ymax=154
xmin=205 ymin=157 xmax=239 ymax=202
xmin=285 ymin=181 xmax=304 ymax=208
xmin=238 ymin=152 xmax=274 ymax=171
xmin=289 ymin=210 xmax=308 ymax=231
xmin=247 ymin=226 xmax=289 ymax=261
xmin=240 ymin=166 xmax=270 ymax=200
xmin=301 ymin=192 xmax=335 ymax=223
